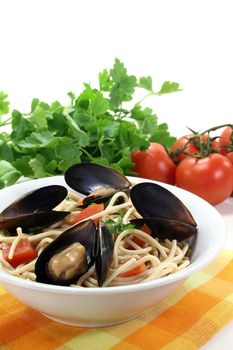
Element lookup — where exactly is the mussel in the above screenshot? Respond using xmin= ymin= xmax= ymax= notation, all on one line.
xmin=0 ymin=185 xmax=69 ymax=233
xmin=35 ymin=219 xmax=114 ymax=287
xmin=64 ymin=162 xmax=131 ymax=205
xmin=130 ymin=182 xmax=197 ymax=241
xmin=35 ymin=220 xmax=96 ymax=285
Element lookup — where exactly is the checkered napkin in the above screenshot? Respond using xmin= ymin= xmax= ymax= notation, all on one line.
xmin=0 ymin=250 xmax=232 ymax=350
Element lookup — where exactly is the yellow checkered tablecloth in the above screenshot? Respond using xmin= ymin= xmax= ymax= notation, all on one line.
xmin=0 ymin=250 xmax=232 ymax=350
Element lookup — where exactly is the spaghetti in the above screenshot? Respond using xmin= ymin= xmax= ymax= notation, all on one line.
xmin=0 ymin=190 xmax=190 ymax=287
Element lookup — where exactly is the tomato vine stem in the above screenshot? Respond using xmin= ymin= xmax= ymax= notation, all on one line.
xmin=170 ymin=124 xmax=233 ymax=161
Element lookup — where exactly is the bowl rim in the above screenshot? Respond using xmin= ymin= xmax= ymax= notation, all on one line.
xmin=0 ymin=175 xmax=226 ymax=295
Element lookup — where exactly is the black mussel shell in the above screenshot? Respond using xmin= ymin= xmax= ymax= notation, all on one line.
xmin=0 ymin=211 xmax=69 ymax=234
xmin=130 ymin=182 xmax=197 ymax=241
xmin=131 ymin=218 xmax=197 ymax=241
xmin=65 ymin=163 xmax=131 ymax=205
xmin=95 ymin=220 xmax=114 ymax=287
xmin=130 ymin=182 xmax=197 ymax=227
xmin=35 ymin=220 xmax=97 ymax=286
xmin=1 ymin=185 xmax=68 ymax=217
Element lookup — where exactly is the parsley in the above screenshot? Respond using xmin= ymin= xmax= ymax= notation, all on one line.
xmin=0 ymin=92 xmax=10 ymax=117
xmin=106 ymin=210 xmax=135 ymax=235
xmin=0 ymin=58 xmax=179 ymax=187
xmin=0 ymin=160 xmax=21 ymax=188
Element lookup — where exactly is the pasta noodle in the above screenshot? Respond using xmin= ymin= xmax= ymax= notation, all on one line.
xmin=0 ymin=190 xmax=191 ymax=287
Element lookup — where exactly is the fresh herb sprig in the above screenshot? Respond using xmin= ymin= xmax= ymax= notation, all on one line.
xmin=0 ymin=58 xmax=180 ymax=188
xmin=106 ymin=210 xmax=135 ymax=236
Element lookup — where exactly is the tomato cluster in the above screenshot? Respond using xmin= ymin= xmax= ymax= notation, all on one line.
xmin=131 ymin=125 xmax=233 ymax=205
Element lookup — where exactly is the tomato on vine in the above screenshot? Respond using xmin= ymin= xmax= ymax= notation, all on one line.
xmin=176 ymin=153 xmax=233 ymax=205
xmin=226 ymin=152 xmax=233 ymax=164
xmin=219 ymin=126 xmax=233 ymax=155
xmin=171 ymin=133 xmax=221 ymax=163
xmin=226 ymin=152 xmax=233 ymax=196
xmin=131 ymin=142 xmax=176 ymax=185
xmin=173 ymin=124 xmax=233 ymax=205
xmin=170 ymin=134 xmax=200 ymax=162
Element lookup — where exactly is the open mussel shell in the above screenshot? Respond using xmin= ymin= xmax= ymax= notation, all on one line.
xmin=0 ymin=185 xmax=69 ymax=235
xmin=65 ymin=162 xmax=131 ymax=205
xmin=35 ymin=220 xmax=97 ymax=286
xmin=130 ymin=182 xmax=197 ymax=241
xmin=1 ymin=185 xmax=68 ymax=217
xmin=131 ymin=218 xmax=197 ymax=241
xmin=95 ymin=220 xmax=114 ymax=287
xmin=0 ymin=211 xmax=69 ymax=234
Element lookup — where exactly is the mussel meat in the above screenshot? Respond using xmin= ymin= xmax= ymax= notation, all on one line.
xmin=64 ymin=162 xmax=131 ymax=205
xmin=130 ymin=182 xmax=197 ymax=241
xmin=0 ymin=185 xmax=69 ymax=233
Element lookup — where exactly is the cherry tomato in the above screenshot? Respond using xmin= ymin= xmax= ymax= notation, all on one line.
xmin=201 ymin=134 xmax=220 ymax=153
xmin=226 ymin=152 xmax=233 ymax=196
xmin=171 ymin=134 xmax=200 ymax=162
xmin=71 ymin=203 xmax=104 ymax=226
xmin=219 ymin=126 xmax=233 ymax=155
xmin=171 ymin=134 xmax=220 ymax=162
xmin=226 ymin=152 xmax=233 ymax=164
xmin=2 ymin=239 xmax=37 ymax=268
xmin=175 ymin=154 xmax=233 ymax=205
xmin=131 ymin=142 xmax=176 ymax=185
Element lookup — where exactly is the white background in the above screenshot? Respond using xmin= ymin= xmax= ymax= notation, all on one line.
xmin=1 ymin=0 xmax=232 ymax=348
xmin=1 ymin=0 xmax=232 ymax=137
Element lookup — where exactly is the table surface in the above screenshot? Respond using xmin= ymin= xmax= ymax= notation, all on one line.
xmin=201 ymin=197 xmax=233 ymax=349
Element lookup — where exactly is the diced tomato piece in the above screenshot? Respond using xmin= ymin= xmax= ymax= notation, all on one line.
xmin=2 ymin=240 xmax=37 ymax=268
xmin=119 ymin=264 xmax=147 ymax=277
xmin=70 ymin=203 xmax=104 ymax=226
xmin=76 ymin=198 xmax=84 ymax=206
xmin=140 ymin=224 xmax=152 ymax=234
xmin=132 ymin=224 xmax=152 ymax=247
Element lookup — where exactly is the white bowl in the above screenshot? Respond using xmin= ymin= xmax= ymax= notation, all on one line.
xmin=0 ymin=176 xmax=225 ymax=327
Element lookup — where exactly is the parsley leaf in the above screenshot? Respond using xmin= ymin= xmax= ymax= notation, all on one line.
xmin=29 ymin=155 xmax=48 ymax=178
xmin=55 ymin=137 xmax=82 ymax=172
xmin=0 ymin=143 xmax=14 ymax=162
xmin=109 ymin=58 xmax=137 ymax=108
xmin=138 ymin=76 xmax=153 ymax=91
xmin=150 ymin=123 xmax=177 ymax=149
xmin=0 ymin=92 xmax=10 ymax=117
xmin=17 ymin=131 xmax=54 ymax=149
xmin=11 ymin=110 xmax=30 ymax=141
xmin=98 ymin=69 xmax=112 ymax=91
xmin=30 ymin=105 xmax=48 ymax=130
xmin=106 ymin=210 xmax=135 ymax=235
xmin=13 ymin=156 xmax=34 ymax=177
xmin=64 ymin=114 xmax=89 ymax=146
xmin=157 ymin=81 xmax=181 ymax=95
xmin=0 ymin=160 xmax=21 ymax=186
